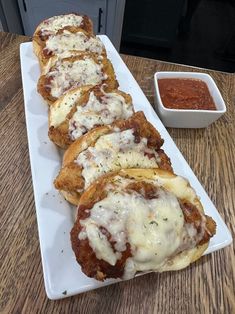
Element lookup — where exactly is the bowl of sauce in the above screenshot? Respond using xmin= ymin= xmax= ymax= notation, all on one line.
xmin=154 ymin=72 xmax=226 ymax=128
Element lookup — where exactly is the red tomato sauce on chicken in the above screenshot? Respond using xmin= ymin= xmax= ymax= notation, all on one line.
xmin=158 ymin=78 xmax=217 ymax=110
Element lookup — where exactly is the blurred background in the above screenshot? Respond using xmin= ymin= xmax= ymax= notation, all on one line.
xmin=0 ymin=0 xmax=234 ymax=73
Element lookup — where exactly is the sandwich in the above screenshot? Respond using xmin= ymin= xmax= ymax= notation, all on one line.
xmin=33 ymin=13 xmax=93 ymax=58
xmin=71 ymin=168 xmax=216 ymax=280
xmin=37 ymin=53 xmax=118 ymax=104
xmin=34 ymin=28 xmax=106 ymax=73
xmin=48 ymin=85 xmax=134 ymax=148
xmin=54 ymin=112 xmax=172 ymax=205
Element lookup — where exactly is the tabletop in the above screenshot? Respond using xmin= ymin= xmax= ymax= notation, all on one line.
xmin=0 ymin=31 xmax=234 ymax=314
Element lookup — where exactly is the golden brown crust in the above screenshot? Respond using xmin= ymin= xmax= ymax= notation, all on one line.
xmin=37 ymin=74 xmax=56 ymax=105
xmin=180 ymin=200 xmax=216 ymax=245
xmin=71 ymin=169 xmax=216 ymax=280
xmin=54 ymin=162 xmax=83 ymax=191
xmin=48 ymin=86 xmax=133 ymax=149
xmin=48 ymin=120 xmax=71 ymax=149
xmin=54 ymin=112 xmax=171 ymax=205
xmin=71 ymin=220 xmax=132 ymax=280
xmin=33 ymin=38 xmax=42 ymax=59
xmin=37 ymin=53 xmax=118 ymax=105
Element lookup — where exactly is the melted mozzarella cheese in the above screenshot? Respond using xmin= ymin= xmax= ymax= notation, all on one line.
xmin=42 ymin=50 xmax=84 ymax=75
xmin=49 ymin=58 xmax=106 ymax=98
xmin=69 ymin=91 xmax=133 ymax=140
xmin=39 ymin=14 xmax=83 ymax=36
xmin=76 ymin=129 xmax=160 ymax=187
xmin=79 ymin=179 xmax=186 ymax=277
xmin=82 ymin=223 xmax=121 ymax=265
xmin=45 ymin=31 xmax=104 ymax=55
xmin=50 ymin=90 xmax=81 ymax=127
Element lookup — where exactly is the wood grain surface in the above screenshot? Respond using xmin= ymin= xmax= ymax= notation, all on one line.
xmin=0 ymin=31 xmax=234 ymax=314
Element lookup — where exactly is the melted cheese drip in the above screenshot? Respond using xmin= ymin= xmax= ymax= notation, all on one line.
xmin=49 ymin=58 xmax=106 ymax=98
xmin=79 ymin=179 xmax=185 ymax=276
xmin=50 ymin=90 xmax=81 ymax=127
xmin=76 ymin=129 xmax=160 ymax=187
xmin=39 ymin=14 xmax=83 ymax=36
xmin=69 ymin=91 xmax=133 ymax=140
xmin=45 ymin=31 xmax=104 ymax=55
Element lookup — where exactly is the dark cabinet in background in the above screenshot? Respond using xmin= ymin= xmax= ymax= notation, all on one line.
xmin=122 ymin=0 xmax=185 ymax=48
xmin=17 ymin=0 xmax=126 ymax=49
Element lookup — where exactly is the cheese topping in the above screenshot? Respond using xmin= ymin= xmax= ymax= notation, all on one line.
xmin=50 ymin=90 xmax=82 ymax=127
xmin=42 ymin=50 xmax=86 ymax=75
xmin=39 ymin=14 xmax=83 ymax=36
xmin=76 ymin=129 xmax=160 ymax=187
xmin=69 ymin=91 xmax=133 ymax=140
xmin=45 ymin=31 xmax=104 ymax=55
xmin=48 ymin=58 xmax=106 ymax=98
xmin=78 ymin=177 xmax=188 ymax=277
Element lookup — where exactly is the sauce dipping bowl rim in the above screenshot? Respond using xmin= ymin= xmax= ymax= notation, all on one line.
xmin=153 ymin=71 xmax=227 ymax=128
xmin=154 ymin=71 xmax=226 ymax=114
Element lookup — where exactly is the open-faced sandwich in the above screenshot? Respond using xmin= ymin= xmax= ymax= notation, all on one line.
xmin=48 ymin=85 xmax=134 ymax=148
xmin=54 ymin=112 xmax=172 ymax=205
xmin=33 ymin=13 xmax=93 ymax=58
xmin=37 ymin=53 xmax=118 ymax=104
xmin=71 ymin=168 xmax=216 ymax=280
xmin=35 ymin=28 xmax=106 ymax=73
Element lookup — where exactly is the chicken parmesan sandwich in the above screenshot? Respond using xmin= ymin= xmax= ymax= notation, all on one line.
xmin=54 ymin=112 xmax=172 ymax=205
xmin=71 ymin=168 xmax=216 ymax=280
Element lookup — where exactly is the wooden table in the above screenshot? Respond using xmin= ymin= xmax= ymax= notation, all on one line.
xmin=0 ymin=32 xmax=234 ymax=314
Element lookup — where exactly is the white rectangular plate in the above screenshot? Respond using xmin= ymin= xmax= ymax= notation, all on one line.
xmin=20 ymin=36 xmax=232 ymax=300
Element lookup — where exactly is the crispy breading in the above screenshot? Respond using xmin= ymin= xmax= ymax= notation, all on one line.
xmin=48 ymin=120 xmax=71 ymax=149
xmin=54 ymin=162 xmax=83 ymax=191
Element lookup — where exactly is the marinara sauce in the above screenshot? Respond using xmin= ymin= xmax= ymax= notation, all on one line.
xmin=158 ymin=78 xmax=216 ymax=110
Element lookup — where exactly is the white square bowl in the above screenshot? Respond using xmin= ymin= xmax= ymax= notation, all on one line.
xmin=154 ymin=72 xmax=226 ymax=128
